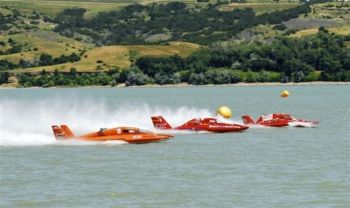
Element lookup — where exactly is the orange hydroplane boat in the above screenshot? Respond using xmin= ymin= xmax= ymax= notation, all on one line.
xmin=242 ymin=113 xmax=319 ymax=127
xmin=52 ymin=125 xmax=173 ymax=144
xmin=151 ymin=116 xmax=248 ymax=133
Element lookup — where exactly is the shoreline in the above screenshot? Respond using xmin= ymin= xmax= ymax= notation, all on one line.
xmin=0 ymin=81 xmax=349 ymax=89
xmin=128 ymin=81 xmax=350 ymax=88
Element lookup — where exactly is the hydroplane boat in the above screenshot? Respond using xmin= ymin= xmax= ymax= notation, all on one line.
xmin=151 ymin=116 xmax=248 ymax=133
xmin=242 ymin=113 xmax=319 ymax=127
xmin=52 ymin=125 xmax=173 ymax=144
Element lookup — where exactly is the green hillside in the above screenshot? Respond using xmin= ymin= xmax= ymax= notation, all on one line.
xmin=0 ymin=0 xmax=349 ymax=87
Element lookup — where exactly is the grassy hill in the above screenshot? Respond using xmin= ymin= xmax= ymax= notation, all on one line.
xmin=5 ymin=40 xmax=200 ymax=73
xmin=284 ymin=2 xmax=349 ymax=30
xmin=0 ymin=0 xmax=196 ymax=18
xmin=0 ymin=31 xmax=89 ymax=63
xmin=1 ymin=0 xmax=306 ymax=75
xmin=291 ymin=26 xmax=350 ymax=37
xmin=0 ymin=0 xmax=128 ymax=18
xmin=220 ymin=3 xmax=301 ymax=15
xmin=0 ymin=6 xmax=200 ymax=74
xmin=1 ymin=0 xmax=348 ymax=73
xmin=242 ymin=1 xmax=350 ymax=41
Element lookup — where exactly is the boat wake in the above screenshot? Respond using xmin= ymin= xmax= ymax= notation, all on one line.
xmin=288 ymin=121 xmax=317 ymax=128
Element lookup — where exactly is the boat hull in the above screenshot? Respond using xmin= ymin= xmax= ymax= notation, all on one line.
xmin=78 ymin=134 xmax=173 ymax=144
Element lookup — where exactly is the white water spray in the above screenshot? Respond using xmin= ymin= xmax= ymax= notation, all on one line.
xmin=0 ymin=98 xmax=227 ymax=146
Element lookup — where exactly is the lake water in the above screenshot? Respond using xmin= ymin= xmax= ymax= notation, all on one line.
xmin=1 ymin=85 xmax=349 ymax=207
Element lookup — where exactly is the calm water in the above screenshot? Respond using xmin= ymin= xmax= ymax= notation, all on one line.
xmin=1 ymin=85 xmax=349 ymax=208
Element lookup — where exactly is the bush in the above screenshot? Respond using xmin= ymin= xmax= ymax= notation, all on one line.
xmin=0 ymin=60 xmax=15 ymax=70
xmin=188 ymin=73 xmax=209 ymax=85
xmin=273 ymin=24 xmax=287 ymax=31
xmin=0 ymin=72 xmax=10 ymax=84
xmin=245 ymin=70 xmax=257 ymax=83
xmin=39 ymin=53 xmax=53 ymax=66
xmin=125 ymin=71 xmax=153 ymax=86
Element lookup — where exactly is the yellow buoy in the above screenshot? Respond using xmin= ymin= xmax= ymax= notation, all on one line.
xmin=217 ymin=106 xmax=232 ymax=118
xmin=280 ymin=90 xmax=290 ymax=98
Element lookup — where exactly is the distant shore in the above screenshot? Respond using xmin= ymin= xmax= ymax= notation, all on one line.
xmin=125 ymin=81 xmax=350 ymax=88
xmin=1 ymin=81 xmax=349 ymax=89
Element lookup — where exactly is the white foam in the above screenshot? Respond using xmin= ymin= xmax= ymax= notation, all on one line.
xmin=215 ymin=116 xmax=245 ymax=125
xmin=288 ymin=121 xmax=316 ymax=128
xmin=246 ymin=124 xmax=271 ymax=129
xmin=56 ymin=139 xmax=127 ymax=146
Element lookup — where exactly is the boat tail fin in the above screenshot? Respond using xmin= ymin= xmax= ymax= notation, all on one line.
xmin=242 ymin=115 xmax=255 ymax=125
xmin=151 ymin=116 xmax=172 ymax=129
xmin=52 ymin=125 xmax=75 ymax=140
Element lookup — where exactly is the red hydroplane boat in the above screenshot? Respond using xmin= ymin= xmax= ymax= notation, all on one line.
xmin=242 ymin=113 xmax=319 ymax=127
xmin=52 ymin=125 xmax=173 ymax=144
xmin=151 ymin=116 xmax=248 ymax=133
